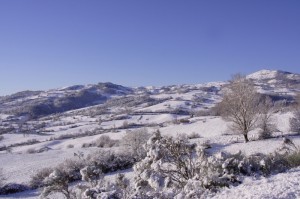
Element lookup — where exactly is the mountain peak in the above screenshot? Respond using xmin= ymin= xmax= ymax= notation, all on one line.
xmin=246 ymin=69 xmax=293 ymax=80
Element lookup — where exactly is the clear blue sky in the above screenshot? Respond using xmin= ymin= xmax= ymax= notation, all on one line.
xmin=1 ymin=0 xmax=300 ymax=95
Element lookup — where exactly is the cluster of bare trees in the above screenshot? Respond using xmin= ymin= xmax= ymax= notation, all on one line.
xmin=219 ymin=74 xmax=283 ymax=142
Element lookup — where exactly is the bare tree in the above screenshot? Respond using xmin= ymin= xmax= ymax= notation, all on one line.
xmin=121 ymin=128 xmax=151 ymax=160
xmin=220 ymin=74 xmax=260 ymax=142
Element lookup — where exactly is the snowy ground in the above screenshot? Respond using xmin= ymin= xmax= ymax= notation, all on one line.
xmin=1 ymin=74 xmax=300 ymax=198
xmin=213 ymin=167 xmax=300 ymax=199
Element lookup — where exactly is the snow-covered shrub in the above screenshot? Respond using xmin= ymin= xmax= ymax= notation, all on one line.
xmin=174 ymin=180 xmax=214 ymax=199
xmin=114 ymin=173 xmax=132 ymax=199
xmin=286 ymin=150 xmax=300 ymax=168
xmin=86 ymin=150 xmax=135 ymax=173
xmin=93 ymin=135 xmax=119 ymax=148
xmin=133 ymin=131 xmax=237 ymax=197
xmin=41 ymin=169 xmax=70 ymax=199
xmin=80 ymin=166 xmax=103 ymax=187
xmin=0 ymin=135 xmax=4 ymax=141
xmin=81 ymin=135 xmax=119 ymax=148
xmin=121 ymin=128 xmax=151 ymax=161
xmin=66 ymin=144 xmax=74 ymax=148
xmin=290 ymin=109 xmax=300 ymax=133
xmin=58 ymin=158 xmax=86 ymax=182
xmin=78 ymin=173 xmax=132 ymax=199
xmin=187 ymin=132 xmax=202 ymax=139
xmin=26 ymin=147 xmax=37 ymax=154
xmin=217 ymin=150 xmax=286 ymax=177
xmin=30 ymin=167 xmax=53 ymax=188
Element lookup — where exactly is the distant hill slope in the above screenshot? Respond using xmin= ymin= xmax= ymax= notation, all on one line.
xmin=0 ymin=82 xmax=133 ymax=118
xmin=0 ymin=70 xmax=299 ymax=118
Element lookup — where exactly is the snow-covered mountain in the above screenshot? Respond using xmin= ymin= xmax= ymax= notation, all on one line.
xmin=247 ymin=69 xmax=300 ymax=89
xmin=0 ymin=70 xmax=299 ymax=119
xmin=0 ymin=82 xmax=133 ymax=118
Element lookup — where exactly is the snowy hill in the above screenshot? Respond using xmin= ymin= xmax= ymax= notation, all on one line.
xmin=0 ymin=82 xmax=133 ymax=118
xmin=247 ymin=69 xmax=300 ymax=92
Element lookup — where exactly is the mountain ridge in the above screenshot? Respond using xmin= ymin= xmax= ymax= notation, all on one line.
xmin=1 ymin=70 xmax=299 ymax=118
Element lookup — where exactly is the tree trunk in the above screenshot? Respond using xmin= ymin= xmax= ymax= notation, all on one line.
xmin=243 ymin=133 xmax=249 ymax=143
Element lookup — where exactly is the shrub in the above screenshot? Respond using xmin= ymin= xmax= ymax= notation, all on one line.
xmin=133 ymin=131 xmax=237 ymax=198
xmin=121 ymin=128 xmax=151 ymax=160
xmin=81 ymin=143 xmax=91 ymax=148
xmin=41 ymin=169 xmax=70 ymax=199
xmin=179 ymin=118 xmax=190 ymax=124
xmin=0 ymin=136 xmax=4 ymax=141
xmin=66 ymin=144 xmax=74 ymax=148
xmin=29 ymin=167 xmax=53 ymax=188
xmin=80 ymin=165 xmax=103 ymax=186
xmin=286 ymin=150 xmax=300 ymax=167
xmin=188 ymin=132 xmax=202 ymax=139
xmin=94 ymin=135 xmax=116 ymax=148
xmin=58 ymin=159 xmax=86 ymax=182
xmin=81 ymin=135 xmax=119 ymax=148
xmin=72 ymin=169 xmax=132 ymax=199
xmin=26 ymin=148 xmax=36 ymax=154
xmin=290 ymin=109 xmax=300 ymax=133
xmin=87 ymin=150 xmax=135 ymax=173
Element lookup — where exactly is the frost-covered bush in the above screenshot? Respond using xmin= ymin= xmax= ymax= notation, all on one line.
xmin=187 ymin=132 xmax=202 ymax=139
xmin=86 ymin=150 xmax=135 ymax=173
xmin=41 ymin=169 xmax=70 ymax=199
xmin=30 ymin=167 xmax=53 ymax=188
xmin=93 ymin=135 xmax=119 ymax=148
xmin=290 ymin=109 xmax=300 ymax=133
xmin=73 ymin=172 xmax=132 ymax=199
xmin=32 ymin=158 xmax=87 ymax=190
xmin=66 ymin=144 xmax=74 ymax=148
xmin=58 ymin=159 xmax=86 ymax=182
xmin=220 ymin=151 xmax=288 ymax=177
xmin=132 ymin=131 xmax=238 ymax=198
xmin=80 ymin=166 xmax=103 ymax=186
xmin=286 ymin=150 xmax=300 ymax=167
xmin=26 ymin=148 xmax=37 ymax=154
xmin=121 ymin=128 xmax=151 ymax=160
xmin=81 ymin=135 xmax=119 ymax=148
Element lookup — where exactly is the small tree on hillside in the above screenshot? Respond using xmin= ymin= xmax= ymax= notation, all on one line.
xmin=220 ymin=74 xmax=261 ymax=142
